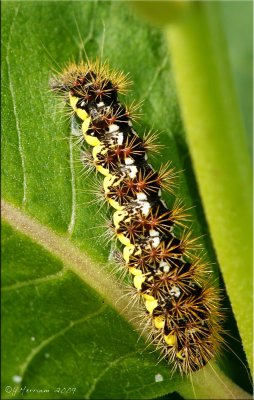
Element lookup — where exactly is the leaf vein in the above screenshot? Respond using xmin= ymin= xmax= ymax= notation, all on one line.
xmin=84 ymin=351 xmax=137 ymax=399
xmin=6 ymin=5 xmax=27 ymax=207
xmin=67 ymin=120 xmax=77 ymax=236
xmin=18 ymin=304 xmax=107 ymax=384
xmin=1 ymin=269 xmax=67 ymax=292
xmin=142 ymin=56 xmax=168 ymax=103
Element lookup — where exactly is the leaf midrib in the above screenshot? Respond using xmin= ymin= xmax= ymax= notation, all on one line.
xmin=1 ymin=199 xmax=135 ymax=323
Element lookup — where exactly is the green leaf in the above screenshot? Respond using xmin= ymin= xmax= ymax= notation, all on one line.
xmin=1 ymin=1 xmax=252 ymax=399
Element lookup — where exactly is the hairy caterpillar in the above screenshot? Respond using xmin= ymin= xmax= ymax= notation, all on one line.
xmin=50 ymin=60 xmax=224 ymax=375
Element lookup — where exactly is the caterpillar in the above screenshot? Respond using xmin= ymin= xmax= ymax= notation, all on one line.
xmin=50 ymin=60 xmax=224 ymax=375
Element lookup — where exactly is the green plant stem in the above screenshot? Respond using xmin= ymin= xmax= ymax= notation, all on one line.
xmin=166 ymin=2 xmax=252 ymax=372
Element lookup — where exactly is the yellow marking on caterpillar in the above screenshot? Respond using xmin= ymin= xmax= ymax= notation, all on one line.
xmin=92 ymin=145 xmax=104 ymax=160
xmin=117 ymin=233 xmax=131 ymax=246
xmin=77 ymin=108 xmax=89 ymax=121
xmin=145 ymin=299 xmax=158 ymax=314
xmin=69 ymin=94 xmax=96 ymax=146
xmin=133 ymin=274 xmax=146 ymax=291
xmin=153 ymin=315 xmax=165 ymax=329
xmin=104 ymin=173 xmax=126 ymax=207
xmin=103 ymin=172 xmax=123 ymax=211
xmin=69 ymin=94 xmax=79 ymax=110
xmin=103 ymin=175 xmax=127 ymax=208
xmin=134 ymin=246 xmax=142 ymax=256
xmin=113 ymin=210 xmax=128 ymax=229
xmin=103 ymin=174 xmax=124 ymax=192
xmin=83 ymin=132 xmax=100 ymax=147
xmin=142 ymin=294 xmax=158 ymax=314
xmin=142 ymin=293 xmax=155 ymax=301
xmin=93 ymin=145 xmax=111 ymax=175
xmin=123 ymin=245 xmax=135 ymax=263
xmin=108 ymin=198 xmax=123 ymax=210
xmin=129 ymin=267 xmax=142 ymax=276
xmin=176 ymin=350 xmax=185 ymax=360
xmin=103 ymin=174 xmax=113 ymax=193
xmin=97 ymin=165 xmax=111 ymax=176
xmin=103 ymin=174 xmax=117 ymax=194
xmin=164 ymin=334 xmax=177 ymax=346
xmin=69 ymin=94 xmax=90 ymax=122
